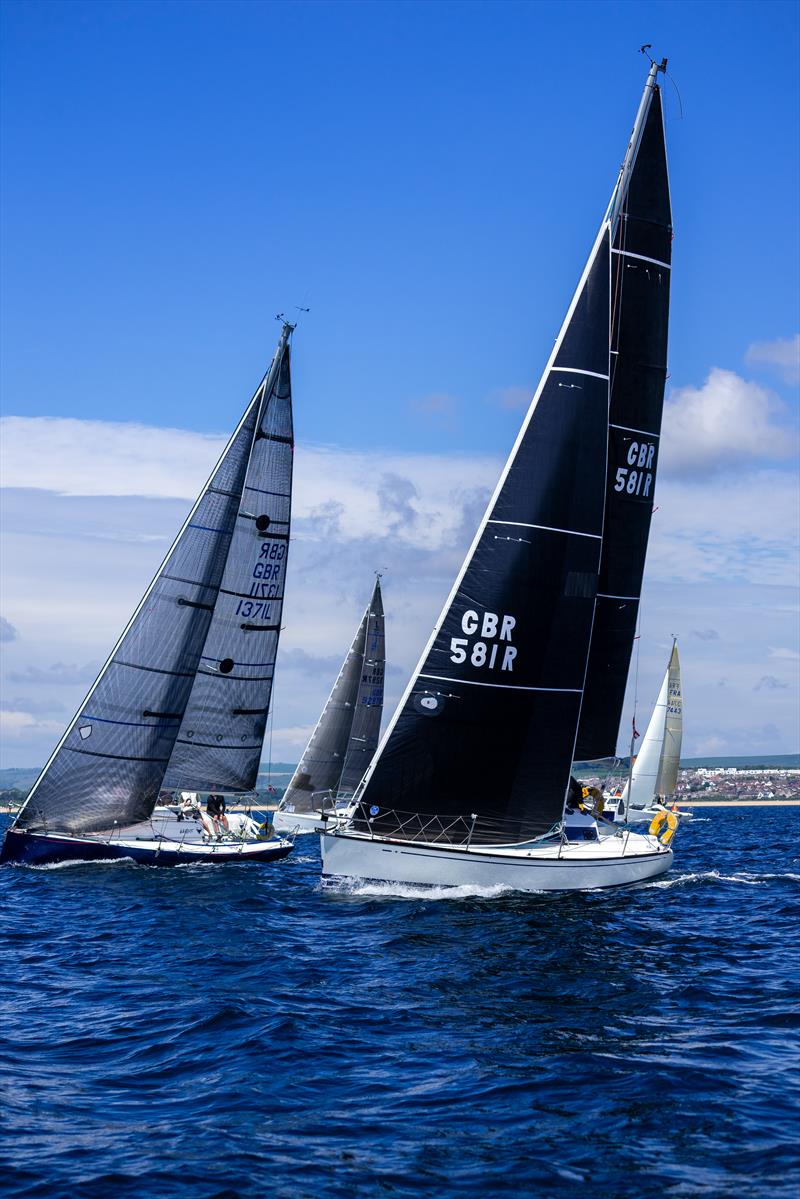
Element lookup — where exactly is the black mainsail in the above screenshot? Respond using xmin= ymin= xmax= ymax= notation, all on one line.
xmin=14 ymin=326 xmax=294 ymax=836
xmin=352 ymin=62 xmax=671 ymax=843
xmin=279 ymin=576 xmax=385 ymax=814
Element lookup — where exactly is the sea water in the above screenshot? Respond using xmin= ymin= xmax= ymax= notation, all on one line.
xmin=1 ymin=808 xmax=798 ymax=1198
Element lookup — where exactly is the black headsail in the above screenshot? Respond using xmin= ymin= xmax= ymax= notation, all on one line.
xmin=353 ymin=226 xmax=612 ymax=844
xmin=339 ymin=576 xmax=386 ymax=794
xmin=13 ymin=326 xmax=293 ymax=836
xmin=279 ymin=576 xmax=385 ymax=814
xmin=575 ymin=62 xmax=672 ymax=759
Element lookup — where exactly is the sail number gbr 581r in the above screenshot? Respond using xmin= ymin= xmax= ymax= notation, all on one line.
xmin=450 ymin=610 xmax=517 ymax=672
xmin=614 ymin=438 xmax=657 ymax=499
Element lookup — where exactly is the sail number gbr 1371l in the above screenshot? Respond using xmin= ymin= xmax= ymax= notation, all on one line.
xmin=450 ymin=610 xmax=517 ymax=672
xmin=235 ymin=539 xmax=286 ymax=617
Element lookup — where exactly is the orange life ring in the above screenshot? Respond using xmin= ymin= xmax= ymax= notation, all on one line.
xmin=649 ymin=810 xmax=679 ymax=845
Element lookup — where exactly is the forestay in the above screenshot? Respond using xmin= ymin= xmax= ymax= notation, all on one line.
xmin=16 ymin=329 xmax=293 ymax=835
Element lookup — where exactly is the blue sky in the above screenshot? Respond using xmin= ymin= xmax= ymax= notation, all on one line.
xmin=1 ymin=0 xmax=798 ymax=766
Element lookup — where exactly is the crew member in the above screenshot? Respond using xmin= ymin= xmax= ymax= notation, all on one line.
xmin=205 ymin=792 xmax=230 ymax=838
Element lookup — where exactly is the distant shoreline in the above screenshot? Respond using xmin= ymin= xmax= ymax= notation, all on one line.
xmin=678 ymin=799 xmax=800 ymax=808
xmin=1 ymin=800 xmax=799 ymax=817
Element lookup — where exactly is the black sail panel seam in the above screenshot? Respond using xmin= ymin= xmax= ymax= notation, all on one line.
xmin=487 ymin=520 xmax=601 ymax=539
xmin=254 ymin=431 xmax=293 ymax=445
xmin=611 ymin=248 xmax=671 ymax=270
xmin=162 ymin=574 xmax=221 ymax=592
xmin=418 ymin=674 xmax=582 ymax=693
xmin=208 ymin=486 xmax=245 ymax=499
xmin=244 ymin=486 xmax=292 ymax=499
xmin=116 ymin=661 xmax=195 ymax=678
xmin=197 ymin=672 xmax=275 ymax=682
xmin=66 ymin=748 xmax=172 ymax=763
xmin=610 ymin=423 xmax=661 ymax=437
xmin=173 ymin=738 xmax=262 ymax=750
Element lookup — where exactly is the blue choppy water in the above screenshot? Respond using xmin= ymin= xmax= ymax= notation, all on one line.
xmin=1 ymin=807 xmax=799 ymax=1199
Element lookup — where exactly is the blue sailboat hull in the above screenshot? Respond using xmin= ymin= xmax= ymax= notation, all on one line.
xmin=0 ymin=827 xmax=294 ymax=868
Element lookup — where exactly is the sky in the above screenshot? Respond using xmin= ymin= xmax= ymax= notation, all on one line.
xmin=1 ymin=0 xmax=798 ymax=769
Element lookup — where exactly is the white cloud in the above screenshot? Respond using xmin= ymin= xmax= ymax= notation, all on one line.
xmin=7 ymin=662 xmax=99 ymax=685
xmin=0 ymin=617 xmax=17 ymax=642
xmin=1 ymin=408 xmax=798 ymax=767
xmin=769 ymin=646 xmax=800 ymax=661
xmin=0 ymin=416 xmax=498 ymax=551
xmin=745 ymin=334 xmax=800 ymax=385
xmin=660 ymin=368 xmax=796 ymax=475
xmin=0 ymin=416 xmax=223 ymax=499
xmin=0 ymin=709 xmax=62 ymax=738
xmin=649 ymin=468 xmax=799 ymax=587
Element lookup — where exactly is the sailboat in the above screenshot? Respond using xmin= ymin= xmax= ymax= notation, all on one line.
xmin=273 ymin=576 xmax=385 ymax=833
xmin=613 ymin=640 xmax=686 ymax=823
xmin=1 ymin=324 xmax=298 ymax=867
xmin=321 ymin=57 xmax=678 ymax=891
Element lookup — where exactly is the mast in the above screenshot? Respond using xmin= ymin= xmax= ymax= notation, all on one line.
xmin=14 ymin=327 xmax=291 ymax=835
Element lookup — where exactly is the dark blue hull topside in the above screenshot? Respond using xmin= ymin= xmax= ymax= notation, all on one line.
xmin=0 ymin=827 xmax=294 ymax=868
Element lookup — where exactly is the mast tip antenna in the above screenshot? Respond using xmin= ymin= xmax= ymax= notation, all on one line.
xmin=639 ymin=44 xmax=668 ymax=73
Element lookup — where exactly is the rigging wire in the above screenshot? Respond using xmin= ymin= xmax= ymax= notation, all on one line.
xmin=664 ymin=69 xmax=684 ymax=120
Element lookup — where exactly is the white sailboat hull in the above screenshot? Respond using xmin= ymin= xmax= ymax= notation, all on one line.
xmin=320 ymin=828 xmax=672 ymax=892
xmin=272 ymin=810 xmax=325 ymax=834
xmin=610 ymin=805 xmax=693 ymax=824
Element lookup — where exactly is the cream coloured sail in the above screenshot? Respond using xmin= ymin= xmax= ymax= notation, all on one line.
xmin=622 ymin=641 xmax=682 ymax=812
